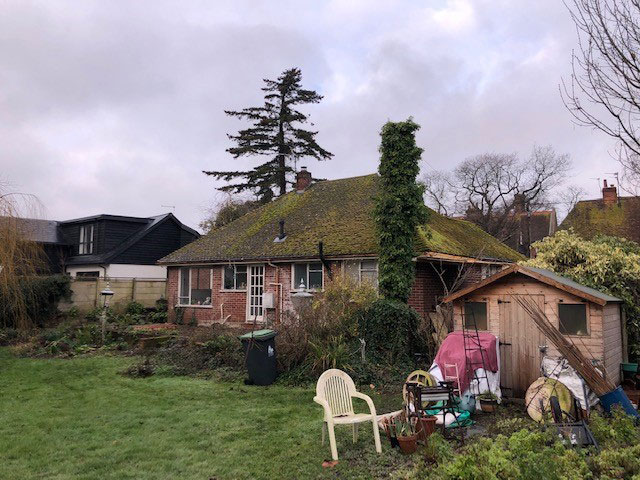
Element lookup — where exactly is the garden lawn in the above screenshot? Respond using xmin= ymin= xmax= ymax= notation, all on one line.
xmin=0 ymin=349 xmax=409 ymax=480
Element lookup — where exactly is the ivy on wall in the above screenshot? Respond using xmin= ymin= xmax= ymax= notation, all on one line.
xmin=375 ymin=119 xmax=428 ymax=303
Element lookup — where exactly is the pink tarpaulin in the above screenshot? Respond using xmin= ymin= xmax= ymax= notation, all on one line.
xmin=434 ymin=331 xmax=499 ymax=394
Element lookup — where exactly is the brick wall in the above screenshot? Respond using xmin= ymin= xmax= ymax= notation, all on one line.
xmin=167 ymin=260 xmax=491 ymax=327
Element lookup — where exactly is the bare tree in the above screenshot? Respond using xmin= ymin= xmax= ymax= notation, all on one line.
xmin=199 ymin=195 xmax=258 ymax=234
xmin=563 ymin=0 xmax=640 ymax=185
xmin=557 ymin=184 xmax=587 ymax=219
xmin=423 ymin=145 xmax=570 ymax=241
xmin=421 ymin=170 xmax=455 ymax=215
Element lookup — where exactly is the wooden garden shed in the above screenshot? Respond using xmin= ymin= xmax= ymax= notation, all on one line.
xmin=443 ymin=265 xmax=625 ymax=398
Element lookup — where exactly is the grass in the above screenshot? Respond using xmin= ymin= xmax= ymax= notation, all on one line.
xmin=0 ymin=348 xmax=411 ymax=479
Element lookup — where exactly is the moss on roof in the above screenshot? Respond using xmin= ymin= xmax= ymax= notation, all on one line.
xmin=160 ymin=174 xmax=522 ymax=264
xmin=559 ymin=197 xmax=640 ymax=243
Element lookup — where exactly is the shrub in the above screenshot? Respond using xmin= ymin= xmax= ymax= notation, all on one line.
xmin=123 ymin=357 xmax=156 ymax=378
xmin=356 ymin=298 xmax=422 ymax=363
xmin=0 ymin=274 xmax=72 ymax=328
xmin=589 ymin=407 xmax=640 ymax=449
xmin=125 ymin=301 xmax=145 ymax=315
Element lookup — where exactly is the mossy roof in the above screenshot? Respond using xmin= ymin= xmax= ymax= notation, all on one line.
xmin=559 ymin=196 xmax=640 ymax=243
xmin=160 ymin=174 xmax=522 ymax=264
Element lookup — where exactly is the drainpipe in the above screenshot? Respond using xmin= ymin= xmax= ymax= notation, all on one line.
xmin=267 ymin=260 xmax=283 ymax=324
xmin=318 ymin=241 xmax=333 ymax=280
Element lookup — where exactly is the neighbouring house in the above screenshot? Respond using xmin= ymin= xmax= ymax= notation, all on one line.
xmin=560 ymin=180 xmax=640 ymax=243
xmin=12 ymin=213 xmax=199 ymax=278
xmin=501 ymin=194 xmax=557 ymax=257
xmin=443 ymin=264 xmax=624 ymax=397
xmin=462 ymin=194 xmax=557 ymax=258
xmin=159 ymin=169 xmax=523 ymax=327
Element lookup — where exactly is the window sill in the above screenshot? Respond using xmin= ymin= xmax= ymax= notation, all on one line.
xmin=220 ymin=289 xmax=247 ymax=293
xmin=176 ymin=305 xmax=213 ymax=309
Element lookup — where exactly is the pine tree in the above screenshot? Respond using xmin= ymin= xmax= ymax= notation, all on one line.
xmin=204 ymin=68 xmax=333 ymax=202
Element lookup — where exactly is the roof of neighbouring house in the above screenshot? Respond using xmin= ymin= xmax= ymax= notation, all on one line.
xmin=442 ymin=264 xmax=622 ymax=305
xmin=0 ymin=217 xmax=68 ymax=244
xmin=560 ymin=196 xmax=640 ymax=243
xmin=160 ymin=174 xmax=523 ymax=264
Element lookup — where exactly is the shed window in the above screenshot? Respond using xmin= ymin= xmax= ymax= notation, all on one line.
xmin=293 ymin=263 xmax=323 ymax=290
xmin=178 ymin=267 xmax=212 ymax=306
xmin=558 ymin=303 xmax=588 ymax=336
xmin=464 ymin=302 xmax=488 ymax=331
xmin=223 ymin=265 xmax=247 ymax=290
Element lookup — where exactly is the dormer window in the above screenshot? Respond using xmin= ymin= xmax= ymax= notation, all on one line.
xmin=79 ymin=224 xmax=94 ymax=255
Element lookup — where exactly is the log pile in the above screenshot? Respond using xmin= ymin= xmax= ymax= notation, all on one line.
xmin=513 ymin=295 xmax=615 ymax=396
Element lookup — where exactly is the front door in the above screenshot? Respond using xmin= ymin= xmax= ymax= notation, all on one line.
xmin=499 ymin=295 xmax=546 ymax=398
xmin=247 ymin=265 xmax=265 ymax=323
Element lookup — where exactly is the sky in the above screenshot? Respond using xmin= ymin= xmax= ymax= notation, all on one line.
xmin=0 ymin=0 xmax=622 ymax=230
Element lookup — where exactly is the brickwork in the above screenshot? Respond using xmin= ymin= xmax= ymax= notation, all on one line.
xmin=167 ymin=260 xmax=493 ymax=327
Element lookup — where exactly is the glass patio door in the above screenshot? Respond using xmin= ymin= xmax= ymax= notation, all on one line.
xmin=246 ymin=265 xmax=265 ymax=323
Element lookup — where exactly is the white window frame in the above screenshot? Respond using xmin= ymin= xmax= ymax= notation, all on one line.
xmin=177 ymin=267 xmax=213 ymax=308
xmin=358 ymin=259 xmax=378 ymax=286
xmin=221 ymin=265 xmax=248 ymax=291
xmin=291 ymin=262 xmax=324 ymax=291
xmin=79 ymin=224 xmax=94 ymax=255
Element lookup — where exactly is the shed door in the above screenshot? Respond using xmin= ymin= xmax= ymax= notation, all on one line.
xmin=499 ymin=295 xmax=546 ymax=398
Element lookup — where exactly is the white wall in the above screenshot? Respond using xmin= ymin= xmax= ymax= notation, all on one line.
xmin=66 ymin=264 xmax=167 ymax=279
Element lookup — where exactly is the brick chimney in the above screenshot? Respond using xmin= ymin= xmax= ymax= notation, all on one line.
xmin=296 ymin=166 xmax=312 ymax=193
xmin=513 ymin=193 xmax=526 ymax=214
xmin=602 ymin=179 xmax=618 ymax=207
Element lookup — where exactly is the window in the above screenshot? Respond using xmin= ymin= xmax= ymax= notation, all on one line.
xmin=359 ymin=260 xmax=378 ymax=286
xmin=293 ymin=262 xmax=323 ymax=290
xmin=223 ymin=265 xmax=247 ymax=290
xmin=178 ymin=267 xmax=212 ymax=306
xmin=558 ymin=303 xmax=588 ymax=336
xmin=79 ymin=224 xmax=94 ymax=255
xmin=76 ymin=271 xmax=99 ymax=280
xmin=464 ymin=302 xmax=488 ymax=330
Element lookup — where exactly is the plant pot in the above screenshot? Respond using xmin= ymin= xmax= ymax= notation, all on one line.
xmin=479 ymin=398 xmax=498 ymax=413
xmin=397 ymin=434 xmax=418 ymax=454
xmin=416 ymin=416 xmax=437 ymax=442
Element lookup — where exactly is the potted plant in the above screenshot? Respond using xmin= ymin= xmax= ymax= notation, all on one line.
xmin=394 ymin=418 xmax=418 ymax=454
xmin=416 ymin=415 xmax=437 ymax=442
xmin=478 ymin=392 xmax=498 ymax=413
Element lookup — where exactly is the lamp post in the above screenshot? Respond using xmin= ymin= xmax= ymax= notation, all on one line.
xmin=100 ymin=282 xmax=114 ymax=344
xmin=290 ymin=280 xmax=313 ymax=314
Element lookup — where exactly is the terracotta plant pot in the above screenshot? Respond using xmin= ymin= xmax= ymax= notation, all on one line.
xmin=397 ymin=434 xmax=418 ymax=454
xmin=480 ymin=398 xmax=498 ymax=413
xmin=416 ymin=416 xmax=437 ymax=442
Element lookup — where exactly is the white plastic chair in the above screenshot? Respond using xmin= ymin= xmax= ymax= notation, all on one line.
xmin=313 ymin=369 xmax=382 ymax=461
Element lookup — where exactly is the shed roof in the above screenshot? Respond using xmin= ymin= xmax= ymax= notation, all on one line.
xmin=159 ymin=174 xmax=523 ymax=264
xmin=442 ymin=264 xmax=622 ymax=306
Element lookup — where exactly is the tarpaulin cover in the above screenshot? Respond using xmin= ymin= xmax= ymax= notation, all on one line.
xmin=434 ymin=331 xmax=499 ymax=394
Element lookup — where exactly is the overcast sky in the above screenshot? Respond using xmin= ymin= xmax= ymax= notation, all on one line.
xmin=0 ymin=0 xmax=622 ymax=230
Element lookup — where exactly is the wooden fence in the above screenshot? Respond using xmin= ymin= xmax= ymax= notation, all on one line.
xmin=59 ymin=277 xmax=167 ymax=313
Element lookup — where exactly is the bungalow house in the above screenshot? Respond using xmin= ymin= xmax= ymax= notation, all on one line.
xmin=159 ymin=169 xmax=522 ymax=326
xmin=560 ymin=180 xmax=640 ymax=242
xmin=11 ymin=213 xmax=199 ymax=278
xmin=443 ymin=264 xmax=624 ymax=397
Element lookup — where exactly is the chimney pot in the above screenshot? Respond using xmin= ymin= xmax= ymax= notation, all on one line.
xmin=296 ymin=167 xmax=312 ymax=193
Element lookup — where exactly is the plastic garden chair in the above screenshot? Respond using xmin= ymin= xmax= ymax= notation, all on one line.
xmin=443 ymin=363 xmax=461 ymax=396
xmin=313 ymin=369 xmax=382 ymax=461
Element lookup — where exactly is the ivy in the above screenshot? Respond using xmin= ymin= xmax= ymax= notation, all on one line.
xmin=375 ymin=119 xmax=428 ymax=302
